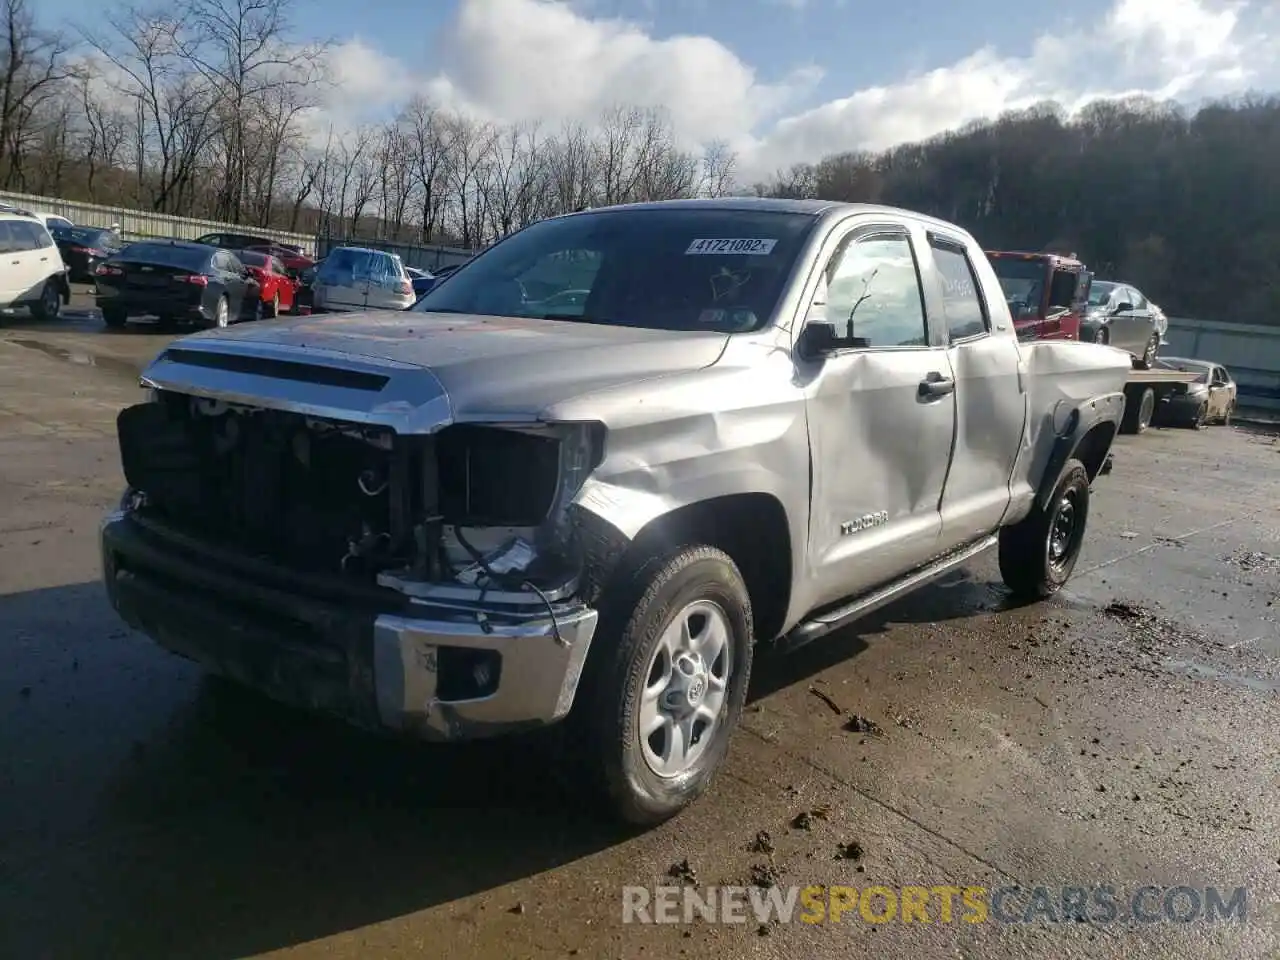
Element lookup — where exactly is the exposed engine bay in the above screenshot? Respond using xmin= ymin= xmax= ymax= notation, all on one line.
xmin=115 ymin=391 xmax=601 ymax=594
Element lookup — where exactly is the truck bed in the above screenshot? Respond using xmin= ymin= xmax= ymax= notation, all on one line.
xmin=1126 ymin=369 xmax=1203 ymax=384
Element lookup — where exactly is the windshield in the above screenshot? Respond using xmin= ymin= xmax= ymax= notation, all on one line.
xmin=411 ymin=208 xmax=818 ymax=332
xmin=1087 ymin=281 xmax=1116 ymax=306
xmin=987 ymin=256 xmax=1047 ymax=308
xmin=115 ymin=243 xmax=209 ymax=270
xmin=52 ymin=226 xmax=115 ymax=245
xmin=1153 ymin=358 xmax=1210 ymax=383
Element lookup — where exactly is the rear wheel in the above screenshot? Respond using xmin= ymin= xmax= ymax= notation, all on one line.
xmin=213 ymin=295 xmax=230 ymax=328
xmin=102 ymin=306 xmax=127 ymax=329
xmin=1134 ymin=332 xmax=1159 ymax=370
xmin=1120 ymin=387 xmax=1155 ymax=435
xmin=264 ymin=292 xmax=279 ymax=319
xmin=999 ymin=460 xmax=1091 ymax=600
xmin=32 ymin=279 xmax=61 ymax=321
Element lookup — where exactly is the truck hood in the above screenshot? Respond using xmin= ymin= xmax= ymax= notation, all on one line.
xmin=141 ymin=309 xmax=729 ymax=432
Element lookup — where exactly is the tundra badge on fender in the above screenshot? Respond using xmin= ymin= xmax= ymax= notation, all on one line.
xmin=840 ymin=512 xmax=889 ymax=536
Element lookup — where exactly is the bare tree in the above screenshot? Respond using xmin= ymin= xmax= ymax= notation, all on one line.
xmin=0 ymin=0 xmax=73 ymax=188
xmin=699 ymin=139 xmax=737 ymax=197
xmin=179 ymin=0 xmax=326 ymax=222
xmin=401 ymin=96 xmax=450 ymax=243
xmin=83 ymin=7 xmax=218 ymax=213
xmin=442 ymin=112 xmax=496 ymax=248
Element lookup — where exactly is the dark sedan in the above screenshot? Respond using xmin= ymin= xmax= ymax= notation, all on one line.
xmin=94 ymin=240 xmax=262 ymax=330
xmin=50 ymin=225 xmax=125 ymax=281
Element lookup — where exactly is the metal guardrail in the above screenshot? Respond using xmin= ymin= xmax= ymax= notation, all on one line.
xmin=0 ymin=189 xmax=316 ymax=254
xmin=1166 ymin=316 xmax=1280 ymax=411
xmin=0 ymin=190 xmax=480 ymax=268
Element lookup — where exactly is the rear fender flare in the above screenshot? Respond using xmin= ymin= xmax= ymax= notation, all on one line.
xmin=1035 ymin=392 xmax=1124 ymax=511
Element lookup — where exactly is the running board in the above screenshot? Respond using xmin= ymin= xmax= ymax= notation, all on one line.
xmin=779 ymin=534 xmax=999 ymax=653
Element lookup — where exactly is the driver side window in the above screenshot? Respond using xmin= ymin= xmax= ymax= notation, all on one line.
xmin=821 ymin=233 xmax=928 ymax=348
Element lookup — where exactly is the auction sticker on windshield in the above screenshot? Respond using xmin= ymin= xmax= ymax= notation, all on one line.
xmin=685 ymin=238 xmax=778 ymax=255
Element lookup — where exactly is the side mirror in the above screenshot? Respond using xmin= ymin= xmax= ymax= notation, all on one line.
xmin=797 ymin=321 xmax=868 ymax=359
xmin=1114 ymin=301 xmax=1133 ymax=314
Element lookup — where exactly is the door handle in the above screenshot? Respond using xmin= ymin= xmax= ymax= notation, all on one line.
xmin=9 ymin=260 xmax=18 ymax=265
xmin=918 ymin=374 xmax=955 ymax=398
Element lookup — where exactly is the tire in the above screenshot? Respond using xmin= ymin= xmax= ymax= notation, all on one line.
xmin=102 ymin=306 xmax=127 ymax=329
xmin=1181 ymin=401 xmax=1208 ymax=430
xmin=1222 ymin=402 xmax=1235 ymax=426
xmin=213 ymin=295 xmax=230 ymax=328
xmin=999 ymin=459 xmax=1091 ymax=600
xmin=264 ymin=293 xmax=279 ymax=319
xmin=1119 ymin=387 xmax=1155 ymax=435
xmin=31 ymin=279 xmax=61 ymax=321
xmin=574 ymin=545 xmax=754 ymax=827
xmin=1134 ymin=332 xmax=1159 ymax=370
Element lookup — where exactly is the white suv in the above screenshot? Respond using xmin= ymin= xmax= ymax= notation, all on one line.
xmin=0 ymin=209 xmax=69 ymax=320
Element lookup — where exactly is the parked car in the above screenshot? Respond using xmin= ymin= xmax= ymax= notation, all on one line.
xmin=0 ymin=208 xmax=70 ymax=320
xmin=94 ymin=240 xmax=263 ymax=329
xmin=986 ymin=250 xmax=1092 ymax=341
xmin=1150 ymin=357 xmax=1237 ymax=427
xmin=405 ymin=266 xmax=437 ymax=298
xmin=310 ymin=246 xmax=415 ymax=312
xmin=0 ymin=203 xmax=76 ymax=235
xmin=50 ymin=225 xmax=126 ymax=281
xmin=101 ymin=198 xmax=1132 ymax=826
xmin=242 ymin=242 xmax=315 ymax=277
xmin=236 ymin=250 xmax=298 ymax=317
xmin=194 ymin=231 xmax=292 ymax=252
xmin=1080 ymin=280 xmax=1162 ymax=368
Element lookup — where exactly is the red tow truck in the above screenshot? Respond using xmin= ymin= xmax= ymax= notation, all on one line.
xmin=985 ymin=250 xmax=1092 ymax=342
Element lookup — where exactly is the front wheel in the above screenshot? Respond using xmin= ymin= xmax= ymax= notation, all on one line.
xmin=264 ymin=292 xmax=279 ymax=319
xmin=574 ymin=545 xmax=754 ymax=826
xmin=999 ymin=459 xmax=1091 ymax=600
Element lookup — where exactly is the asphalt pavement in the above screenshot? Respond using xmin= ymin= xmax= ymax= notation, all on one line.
xmin=1 ymin=306 xmax=1278 ymax=960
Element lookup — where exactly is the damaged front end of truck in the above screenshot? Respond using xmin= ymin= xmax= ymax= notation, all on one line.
xmin=101 ymin=340 xmax=626 ymax=742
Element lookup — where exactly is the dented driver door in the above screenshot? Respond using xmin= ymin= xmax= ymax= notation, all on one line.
xmin=800 ymin=221 xmax=958 ymax=610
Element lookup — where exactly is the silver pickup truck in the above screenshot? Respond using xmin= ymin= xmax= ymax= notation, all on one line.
xmin=101 ymin=198 xmax=1132 ymax=825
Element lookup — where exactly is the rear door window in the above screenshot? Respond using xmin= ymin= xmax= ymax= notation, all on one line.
xmin=10 ymin=221 xmax=44 ymax=251
xmin=931 ymin=239 xmax=990 ymax=341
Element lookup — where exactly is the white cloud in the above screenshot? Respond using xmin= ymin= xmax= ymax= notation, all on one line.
xmin=310 ymin=0 xmax=1280 ymax=180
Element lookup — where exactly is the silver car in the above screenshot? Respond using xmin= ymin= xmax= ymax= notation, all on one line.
xmin=1080 ymin=280 xmax=1162 ymax=368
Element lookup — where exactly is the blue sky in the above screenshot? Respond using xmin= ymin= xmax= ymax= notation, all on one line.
xmin=38 ymin=0 xmax=1280 ymax=178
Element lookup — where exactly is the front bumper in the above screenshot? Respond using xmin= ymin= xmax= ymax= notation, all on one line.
xmin=100 ymin=511 xmax=598 ymax=741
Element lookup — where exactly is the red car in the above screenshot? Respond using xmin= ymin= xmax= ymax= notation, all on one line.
xmin=237 ymin=251 xmax=298 ymax=317
xmin=243 ymin=242 xmax=315 ymax=277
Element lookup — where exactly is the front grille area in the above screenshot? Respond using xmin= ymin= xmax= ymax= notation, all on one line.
xmin=118 ymin=397 xmax=415 ymax=578
xmin=116 ymin=393 xmax=567 ymax=582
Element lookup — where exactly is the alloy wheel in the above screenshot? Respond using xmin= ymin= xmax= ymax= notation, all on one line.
xmin=639 ymin=599 xmax=733 ymax=779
